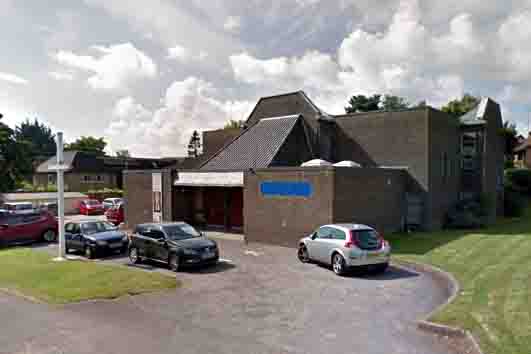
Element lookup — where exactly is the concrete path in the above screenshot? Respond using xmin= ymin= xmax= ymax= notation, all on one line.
xmin=2 ymin=239 xmax=455 ymax=354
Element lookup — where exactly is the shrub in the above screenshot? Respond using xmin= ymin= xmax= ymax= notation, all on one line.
xmin=505 ymin=168 xmax=531 ymax=194
xmin=504 ymin=188 xmax=526 ymax=217
xmin=504 ymin=159 xmax=515 ymax=170
xmin=446 ymin=199 xmax=483 ymax=229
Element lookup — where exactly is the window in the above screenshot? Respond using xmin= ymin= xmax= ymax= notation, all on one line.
xmin=82 ymin=175 xmax=90 ymax=183
xmin=22 ymin=214 xmax=41 ymax=223
xmin=330 ymin=228 xmax=347 ymax=240
xmin=148 ymin=229 xmax=165 ymax=240
xmin=163 ymin=224 xmax=201 ymax=241
xmin=65 ymin=223 xmax=75 ymax=233
xmin=461 ymin=133 xmax=478 ymax=156
xmin=316 ymin=227 xmax=332 ymax=239
xmin=442 ymin=152 xmax=449 ymax=182
xmin=47 ymin=174 xmax=56 ymax=185
xmin=96 ymin=175 xmax=103 ymax=182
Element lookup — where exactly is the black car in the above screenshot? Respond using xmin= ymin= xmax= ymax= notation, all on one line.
xmin=128 ymin=222 xmax=219 ymax=272
xmin=65 ymin=220 xmax=129 ymax=259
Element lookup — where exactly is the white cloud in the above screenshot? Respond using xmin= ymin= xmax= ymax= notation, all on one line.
xmin=224 ymin=16 xmax=241 ymax=32
xmin=0 ymin=71 xmax=28 ymax=85
xmin=167 ymin=45 xmax=208 ymax=63
xmin=105 ymin=78 xmax=253 ymax=157
xmin=230 ymin=51 xmax=339 ymax=89
xmin=55 ymin=43 xmax=157 ymax=90
xmin=48 ymin=71 xmax=75 ymax=81
xmin=167 ymin=45 xmax=193 ymax=61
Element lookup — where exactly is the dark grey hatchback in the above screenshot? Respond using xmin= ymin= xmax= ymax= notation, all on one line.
xmin=128 ymin=222 xmax=219 ymax=272
xmin=65 ymin=220 xmax=129 ymax=259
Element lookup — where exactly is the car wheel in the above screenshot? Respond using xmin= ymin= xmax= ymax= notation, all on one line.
xmin=84 ymin=246 xmax=95 ymax=259
xmin=42 ymin=229 xmax=57 ymax=243
xmin=168 ymin=254 xmax=180 ymax=272
xmin=332 ymin=253 xmax=347 ymax=276
xmin=129 ymin=247 xmax=141 ymax=264
xmin=298 ymin=245 xmax=310 ymax=263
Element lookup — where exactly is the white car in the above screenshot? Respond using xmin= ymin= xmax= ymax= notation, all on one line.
xmin=102 ymin=198 xmax=123 ymax=211
xmin=298 ymin=223 xmax=391 ymax=276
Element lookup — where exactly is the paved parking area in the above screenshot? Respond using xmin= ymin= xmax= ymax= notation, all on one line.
xmin=2 ymin=238 xmax=455 ymax=354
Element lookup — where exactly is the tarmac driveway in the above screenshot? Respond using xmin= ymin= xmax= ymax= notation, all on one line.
xmin=2 ymin=238 xmax=455 ymax=354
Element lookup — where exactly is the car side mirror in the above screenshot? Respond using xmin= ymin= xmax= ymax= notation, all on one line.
xmin=310 ymin=233 xmax=317 ymax=240
xmin=0 ymin=224 xmax=9 ymax=229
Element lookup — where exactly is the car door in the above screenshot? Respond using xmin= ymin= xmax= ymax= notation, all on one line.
xmin=0 ymin=215 xmax=23 ymax=244
xmin=70 ymin=224 xmax=85 ymax=251
xmin=136 ymin=227 xmax=156 ymax=259
xmin=22 ymin=213 xmax=49 ymax=242
xmin=307 ymin=226 xmax=332 ymax=263
xmin=329 ymin=227 xmax=348 ymax=260
xmin=150 ymin=229 xmax=169 ymax=262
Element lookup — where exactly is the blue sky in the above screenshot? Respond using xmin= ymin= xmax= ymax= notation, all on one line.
xmin=1 ymin=0 xmax=531 ymax=157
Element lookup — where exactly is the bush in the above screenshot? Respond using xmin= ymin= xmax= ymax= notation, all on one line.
xmin=505 ymin=168 xmax=531 ymax=194
xmin=504 ymin=159 xmax=515 ymax=170
xmin=446 ymin=199 xmax=483 ymax=229
xmin=504 ymin=188 xmax=526 ymax=217
xmin=86 ymin=188 xmax=123 ymax=201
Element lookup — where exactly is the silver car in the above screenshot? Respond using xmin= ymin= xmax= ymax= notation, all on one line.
xmin=102 ymin=198 xmax=123 ymax=211
xmin=298 ymin=224 xmax=391 ymax=276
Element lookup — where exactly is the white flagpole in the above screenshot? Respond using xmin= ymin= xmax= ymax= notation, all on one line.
xmin=56 ymin=132 xmax=66 ymax=259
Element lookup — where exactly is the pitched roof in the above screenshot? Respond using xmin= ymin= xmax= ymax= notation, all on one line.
xmin=36 ymin=150 xmax=78 ymax=173
xmin=201 ymin=115 xmax=301 ymax=171
xmin=459 ymin=97 xmax=492 ymax=126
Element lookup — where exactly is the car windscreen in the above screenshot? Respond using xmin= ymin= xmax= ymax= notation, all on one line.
xmin=86 ymin=200 xmax=100 ymax=206
xmin=81 ymin=221 xmax=116 ymax=235
xmin=163 ymin=224 xmax=201 ymax=241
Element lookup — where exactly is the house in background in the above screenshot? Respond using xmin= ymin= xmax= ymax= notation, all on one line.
xmin=34 ymin=151 xmax=177 ymax=192
xmin=513 ymin=133 xmax=531 ymax=168
xmin=124 ymin=91 xmax=504 ymax=247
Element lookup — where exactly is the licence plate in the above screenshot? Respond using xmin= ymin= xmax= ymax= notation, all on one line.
xmin=366 ymin=252 xmax=380 ymax=258
xmin=109 ymin=243 xmax=122 ymax=249
xmin=202 ymin=251 xmax=215 ymax=260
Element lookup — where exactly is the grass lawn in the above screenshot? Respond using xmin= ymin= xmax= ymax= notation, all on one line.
xmin=0 ymin=248 xmax=178 ymax=304
xmin=387 ymin=209 xmax=531 ymax=354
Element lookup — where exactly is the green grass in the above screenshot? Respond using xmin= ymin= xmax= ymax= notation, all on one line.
xmin=0 ymin=248 xmax=178 ymax=304
xmin=387 ymin=209 xmax=531 ymax=354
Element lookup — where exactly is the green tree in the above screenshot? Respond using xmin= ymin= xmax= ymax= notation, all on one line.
xmin=65 ymin=136 xmax=107 ymax=155
xmin=500 ymin=121 xmax=518 ymax=160
xmin=345 ymin=94 xmax=381 ymax=113
xmin=441 ymin=94 xmax=480 ymax=117
xmin=224 ymin=120 xmax=245 ymax=129
xmin=187 ymin=130 xmax=201 ymax=158
xmin=0 ymin=113 xmax=28 ymax=192
xmin=381 ymin=95 xmax=410 ymax=111
xmin=14 ymin=118 xmax=55 ymax=157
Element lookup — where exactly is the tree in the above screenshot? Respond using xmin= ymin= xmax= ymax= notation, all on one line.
xmin=345 ymin=94 xmax=381 ymax=113
xmin=441 ymin=94 xmax=480 ymax=117
xmin=116 ymin=150 xmax=131 ymax=158
xmin=187 ymin=130 xmax=201 ymax=158
xmin=66 ymin=136 xmax=107 ymax=155
xmin=224 ymin=120 xmax=245 ymax=129
xmin=500 ymin=121 xmax=518 ymax=160
xmin=14 ymin=118 xmax=55 ymax=157
xmin=0 ymin=113 xmax=28 ymax=192
xmin=381 ymin=95 xmax=410 ymax=111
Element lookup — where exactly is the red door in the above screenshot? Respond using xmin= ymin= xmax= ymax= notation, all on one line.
xmin=229 ymin=188 xmax=243 ymax=228
xmin=205 ymin=189 xmax=226 ymax=227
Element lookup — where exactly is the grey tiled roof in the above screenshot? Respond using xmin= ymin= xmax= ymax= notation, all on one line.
xmin=36 ymin=151 xmax=78 ymax=173
xmin=201 ymin=115 xmax=300 ymax=171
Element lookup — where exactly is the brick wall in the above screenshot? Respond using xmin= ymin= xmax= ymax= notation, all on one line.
xmin=124 ymin=171 xmax=152 ymax=229
xmin=333 ymin=168 xmax=406 ymax=233
xmin=427 ymin=109 xmax=461 ymax=229
xmin=244 ymin=168 xmax=334 ymax=247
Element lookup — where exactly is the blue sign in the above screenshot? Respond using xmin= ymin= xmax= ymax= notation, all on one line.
xmin=260 ymin=181 xmax=313 ymax=197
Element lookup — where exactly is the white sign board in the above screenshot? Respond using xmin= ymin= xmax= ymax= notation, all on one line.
xmin=174 ymin=172 xmax=244 ymax=187
xmin=152 ymin=173 xmax=162 ymax=223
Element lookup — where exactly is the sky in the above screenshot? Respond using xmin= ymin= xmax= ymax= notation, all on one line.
xmin=2 ymin=0 xmax=531 ymax=157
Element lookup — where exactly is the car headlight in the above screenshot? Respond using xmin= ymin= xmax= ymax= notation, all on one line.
xmin=96 ymin=240 xmax=107 ymax=246
xmin=182 ymin=248 xmax=199 ymax=255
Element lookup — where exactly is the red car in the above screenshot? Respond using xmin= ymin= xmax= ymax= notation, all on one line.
xmin=79 ymin=199 xmax=104 ymax=215
xmin=105 ymin=203 xmax=124 ymax=226
xmin=0 ymin=211 xmax=58 ymax=246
